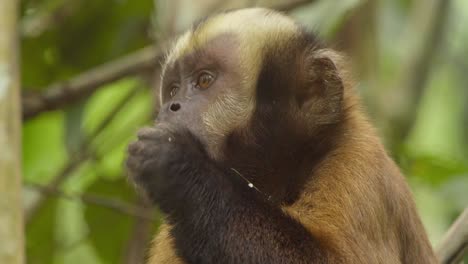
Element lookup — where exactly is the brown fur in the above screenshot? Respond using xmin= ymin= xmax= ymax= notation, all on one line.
xmin=148 ymin=8 xmax=437 ymax=264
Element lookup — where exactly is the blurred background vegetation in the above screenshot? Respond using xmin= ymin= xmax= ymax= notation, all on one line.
xmin=14 ymin=0 xmax=467 ymax=263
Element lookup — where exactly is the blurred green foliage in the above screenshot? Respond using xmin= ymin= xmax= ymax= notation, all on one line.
xmin=20 ymin=0 xmax=467 ymax=263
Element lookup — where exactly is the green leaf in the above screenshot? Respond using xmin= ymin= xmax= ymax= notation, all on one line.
xmin=404 ymin=155 xmax=468 ymax=185
xmin=23 ymin=112 xmax=68 ymax=183
xmin=83 ymin=177 xmax=137 ymax=263
xmin=26 ymin=198 xmax=60 ymax=264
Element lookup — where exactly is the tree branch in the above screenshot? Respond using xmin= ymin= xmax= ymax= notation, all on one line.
xmin=21 ymin=0 xmax=316 ymax=120
xmin=0 ymin=0 xmax=24 ymax=263
xmin=26 ymin=183 xmax=155 ymax=220
xmin=22 ymin=45 xmax=166 ymax=120
xmin=437 ymin=208 xmax=468 ymax=264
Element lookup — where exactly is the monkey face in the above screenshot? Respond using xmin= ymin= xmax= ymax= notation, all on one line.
xmin=157 ymin=34 xmax=250 ymax=158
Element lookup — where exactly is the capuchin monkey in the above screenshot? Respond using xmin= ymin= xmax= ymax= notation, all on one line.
xmin=126 ymin=8 xmax=438 ymax=264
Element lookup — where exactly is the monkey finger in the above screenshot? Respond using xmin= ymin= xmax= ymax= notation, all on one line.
xmin=125 ymin=155 xmax=142 ymax=174
xmin=136 ymin=127 xmax=162 ymax=140
xmin=139 ymin=144 xmax=163 ymax=157
xmin=127 ymin=140 xmax=146 ymax=155
xmin=137 ymin=126 xmax=176 ymax=142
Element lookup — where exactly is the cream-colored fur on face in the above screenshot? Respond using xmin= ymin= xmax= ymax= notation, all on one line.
xmin=159 ymin=8 xmax=301 ymax=151
xmin=163 ymin=8 xmax=299 ymax=72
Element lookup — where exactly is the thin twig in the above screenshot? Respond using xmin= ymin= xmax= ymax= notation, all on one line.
xmin=25 ymin=151 xmax=91 ymax=222
xmin=437 ymin=208 xmax=468 ymax=264
xmin=26 ymin=183 xmax=154 ymax=220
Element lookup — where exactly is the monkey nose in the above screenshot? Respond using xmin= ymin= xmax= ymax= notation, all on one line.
xmin=169 ymin=102 xmax=181 ymax=112
xmin=155 ymin=101 xmax=182 ymax=124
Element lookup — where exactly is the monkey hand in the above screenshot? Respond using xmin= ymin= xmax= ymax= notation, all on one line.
xmin=126 ymin=123 xmax=206 ymax=211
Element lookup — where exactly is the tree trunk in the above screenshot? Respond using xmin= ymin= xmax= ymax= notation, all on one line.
xmin=0 ymin=0 xmax=25 ymax=263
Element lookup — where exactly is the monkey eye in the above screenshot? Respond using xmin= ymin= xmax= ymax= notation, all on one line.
xmin=169 ymin=85 xmax=179 ymax=98
xmin=196 ymin=72 xmax=215 ymax=90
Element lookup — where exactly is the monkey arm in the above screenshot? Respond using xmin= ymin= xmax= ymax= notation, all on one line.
xmin=166 ymin=164 xmax=326 ymax=264
xmin=127 ymin=126 xmax=327 ymax=264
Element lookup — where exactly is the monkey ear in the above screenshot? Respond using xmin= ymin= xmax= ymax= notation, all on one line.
xmin=296 ymin=49 xmax=344 ymax=123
